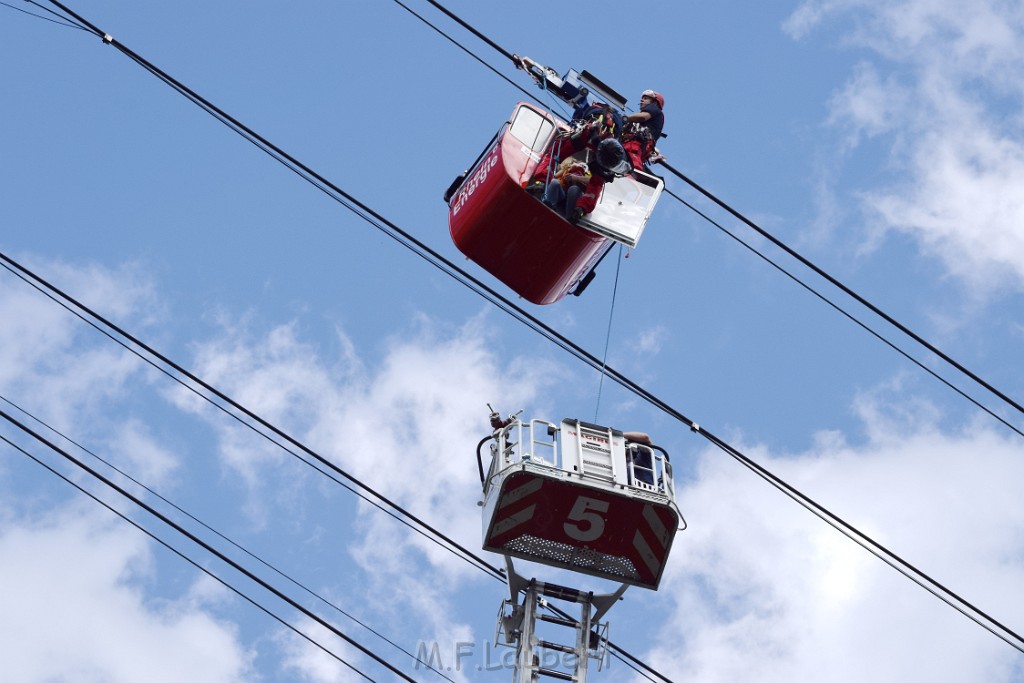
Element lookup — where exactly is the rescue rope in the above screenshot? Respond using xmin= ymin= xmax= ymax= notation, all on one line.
xmin=594 ymin=244 xmax=623 ymax=422
xmin=535 ymin=74 xmax=559 ymax=186
xmin=533 ymin=70 xmax=572 ymax=188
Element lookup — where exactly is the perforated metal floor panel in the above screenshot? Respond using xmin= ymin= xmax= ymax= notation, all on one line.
xmin=502 ymin=533 xmax=641 ymax=582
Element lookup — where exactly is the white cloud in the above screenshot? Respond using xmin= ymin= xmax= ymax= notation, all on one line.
xmin=0 ymin=504 xmax=254 ymax=683
xmin=0 ymin=256 xmax=187 ymax=532
xmin=783 ymin=0 xmax=861 ymax=41
xmin=788 ymin=0 xmax=1024 ymax=293
xmin=645 ymin=396 xmax=1024 ymax=682
xmin=0 ymin=258 xmax=263 ymax=682
xmin=106 ymin=418 xmax=180 ymax=490
xmin=867 ymin=120 xmax=1024 ymax=288
xmin=634 ymin=325 xmax=669 ymax=355
xmin=827 ymin=62 xmax=908 ymax=146
xmin=173 ymin=308 xmax=561 ymax=675
xmin=2 ymin=255 xmax=547 ymax=683
xmin=277 ymin=617 xmax=378 ymax=683
xmin=183 ymin=311 xmax=558 ymax=554
xmin=0 ymin=258 xmax=157 ymax=443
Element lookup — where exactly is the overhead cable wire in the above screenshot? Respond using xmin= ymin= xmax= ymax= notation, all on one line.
xmin=594 ymin=244 xmax=623 ymax=423
xmin=0 ymin=394 xmax=456 ymax=683
xmin=4 ymin=0 xmax=85 ymax=29
xmin=0 ymin=255 xmax=505 ymax=585
xmin=388 ymin=0 xmax=570 ymax=122
xmin=657 ymin=159 xmax=1024 ymax=420
xmin=348 ymin=9 xmax=1024 ymax=648
xmin=0 ymin=414 xmax=416 ymax=683
xmin=33 ymin=0 xmax=1024 ymax=664
xmin=1 ymin=439 xmax=378 ymax=683
xmin=1 ymin=258 xmax=656 ymax=680
xmin=695 ymin=429 xmax=1024 ymax=655
xmin=421 ymin=0 xmax=516 ymax=62
xmin=16 ymin=5 xmax=676 ymax=676
xmin=12 ymin=226 xmax=1022 ymax=673
xmin=356 ymin=15 xmax=1024 ymax=652
xmin=661 ymin=187 xmax=1024 ymax=439
xmin=580 ymin=343 xmax=1024 ymax=655
xmin=389 ymin=0 xmax=536 ymax=102
xmin=0 ymin=321 xmax=649 ymax=683
xmin=398 ymin=0 xmax=1024 ymax=434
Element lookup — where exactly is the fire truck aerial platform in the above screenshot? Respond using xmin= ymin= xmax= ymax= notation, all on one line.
xmin=479 ymin=409 xmax=682 ymax=592
xmin=477 ymin=407 xmax=684 ymax=681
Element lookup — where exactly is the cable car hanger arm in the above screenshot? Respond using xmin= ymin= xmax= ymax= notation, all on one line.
xmin=512 ymin=54 xmax=628 ymax=111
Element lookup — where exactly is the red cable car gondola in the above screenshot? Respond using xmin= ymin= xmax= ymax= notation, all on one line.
xmin=447 ymin=102 xmax=664 ymax=304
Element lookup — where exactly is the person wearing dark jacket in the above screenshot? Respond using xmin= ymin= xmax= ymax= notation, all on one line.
xmin=622 ymin=89 xmax=665 ymax=170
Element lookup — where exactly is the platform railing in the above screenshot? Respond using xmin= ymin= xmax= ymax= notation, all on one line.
xmin=625 ymin=443 xmax=675 ymax=498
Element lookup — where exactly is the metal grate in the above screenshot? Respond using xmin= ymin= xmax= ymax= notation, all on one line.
xmin=502 ymin=534 xmax=640 ymax=580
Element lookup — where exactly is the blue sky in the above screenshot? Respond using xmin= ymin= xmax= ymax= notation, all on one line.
xmin=3 ymin=1 xmax=1024 ymax=681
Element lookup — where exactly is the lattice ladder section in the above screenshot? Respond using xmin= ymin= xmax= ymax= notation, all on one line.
xmin=497 ymin=560 xmax=620 ymax=683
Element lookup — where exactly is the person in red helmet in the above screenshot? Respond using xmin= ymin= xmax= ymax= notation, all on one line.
xmin=622 ymin=89 xmax=665 ymax=170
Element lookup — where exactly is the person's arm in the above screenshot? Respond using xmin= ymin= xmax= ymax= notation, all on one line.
xmin=622 ymin=431 xmax=652 ymax=445
xmin=565 ymin=173 xmax=589 ymax=188
xmin=623 ymin=111 xmax=652 ymax=124
xmin=573 ymin=174 xmax=607 ymax=217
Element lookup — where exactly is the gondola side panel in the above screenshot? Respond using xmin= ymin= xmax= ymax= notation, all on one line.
xmin=449 ymin=104 xmax=609 ymax=305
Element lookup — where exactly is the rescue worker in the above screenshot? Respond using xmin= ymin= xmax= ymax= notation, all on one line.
xmin=623 ymin=431 xmax=656 ymax=486
xmin=622 ymin=90 xmax=665 ymax=170
xmin=541 ymin=138 xmax=630 ymax=224
xmin=525 ymin=102 xmax=622 ymax=196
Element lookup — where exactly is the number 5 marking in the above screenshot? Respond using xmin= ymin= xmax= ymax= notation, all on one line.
xmin=563 ymin=496 xmax=610 ymax=542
